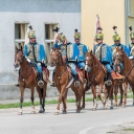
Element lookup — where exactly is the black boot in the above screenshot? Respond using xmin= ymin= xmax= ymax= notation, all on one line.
xmin=15 ymin=69 xmax=20 ymax=87
xmin=50 ymin=70 xmax=56 ymax=87
xmin=73 ymin=74 xmax=80 ymax=87
xmin=38 ymin=73 xmax=44 ymax=87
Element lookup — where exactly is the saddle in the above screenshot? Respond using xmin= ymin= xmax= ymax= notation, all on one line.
xmin=29 ymin=63 xmax=50 ymax=83
xmin=67 ymin=66 xmax=84 ymax=83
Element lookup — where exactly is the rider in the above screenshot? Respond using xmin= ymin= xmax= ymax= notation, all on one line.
xmin=53 ymin=33 xmax=80 ymax=87
xmin=128 ymin=26 xmax=134 ymax=59
xmin=93 ymin=28 xmax=113 ymax=86
xmin=23 ymin=26 xmax=46 ymax=87
xmin=111 ymin=26 xmax=130 ymax=72
xmin=74 ymin=29 xmax=88 ymax=69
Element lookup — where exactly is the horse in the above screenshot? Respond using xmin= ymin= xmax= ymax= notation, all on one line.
xmin=14 ymin=48 xmax=48 ymax=115
xmin=85 ymin=50 xmax=113 ymax=110
xmin=49 ymin=48 xmax=86 ymax=115
xmin=112 ymin=64 xmax=128 ymax=107
xmin=114 ymin=47 xmax=134 ymax=106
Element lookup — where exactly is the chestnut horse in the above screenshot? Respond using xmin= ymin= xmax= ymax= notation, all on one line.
xmin=49 ymin=48 xmax=86 ymax=115
xmin=113 ymin=64 xmax=128 ymax=107
xmin=15 ymin=49 xmax=47 ymax=115
xmin=114 ymin=48 xmax=134 ymax=106
xmin=85 ymin=51 xmax=113 ymax=110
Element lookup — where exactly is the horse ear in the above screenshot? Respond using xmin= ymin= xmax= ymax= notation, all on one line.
xmin=52 ymin=47 xmax=56 ymax=51
xmin=90 ymin=50 xmax=93 ymax=54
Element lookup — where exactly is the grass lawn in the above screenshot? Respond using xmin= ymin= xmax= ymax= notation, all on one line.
xmin=0 ymin=92 xmax=133 ymax=109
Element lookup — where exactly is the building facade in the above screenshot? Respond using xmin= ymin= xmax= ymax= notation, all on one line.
xmin=0 ymin=0 xmax=81 ymax=85
xmin=82 ymin=0 xmax=134 ymax=49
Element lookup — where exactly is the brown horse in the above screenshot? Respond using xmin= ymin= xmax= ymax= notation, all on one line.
xmin=49 ymin=48 xmax=86 ymax=115
xmin=85 ymin=51 xmax=113 ymax=110
xmin=114 ymin=48 xmax=134 ymax=106
xmin=14 ymin=49 xmax=47 ymax=115
xmin=112 ymin=64 xmax=128 ymax=107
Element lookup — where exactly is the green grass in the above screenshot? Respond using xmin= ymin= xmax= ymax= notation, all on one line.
xmin=123 ymin=128 xmax=134 ymax=131
xmin=0 ymin=93 xmax=133 ymax=109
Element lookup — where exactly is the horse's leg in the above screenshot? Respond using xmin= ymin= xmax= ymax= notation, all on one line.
xmin=62 ymin=90 xmax=68 ymax=114
xmin=113 ymin=86 xmax=118 ymax=107
xmin=118 ymin=85 xmax=123 ymax=106
xmin=55 ymin=86 xmax=66 ymax=115
xmin=42 ymin=82 xmax=47 ymax=113
xmin=18 ymin=86 xmax=24 ymax=115
xmin=30 ymin=87 xmax=36 ymax=114
xmin=122 ymin=82 xmax=128 ymax=107
xmin=36 ymin=87 xmax=44 ymax=113
xmin=92 ymin=85 xmax=98 ymax=111
xmin=132 ymin=85 xmax=134 ymax=106
xmin=109 ymin=86 xmax=114 ymax=109
xmin=81 ymin=88 xmax=86 ymax=109
xmin=97 ymin=84 xmax=104 ymax=107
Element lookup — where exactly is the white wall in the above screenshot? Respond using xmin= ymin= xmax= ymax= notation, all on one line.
xmin=0 ymin=0 xmax=81 ymax=85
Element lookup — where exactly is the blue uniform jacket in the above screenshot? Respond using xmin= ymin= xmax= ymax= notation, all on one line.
xmin=53 ymin=42 xmax=79 ymax=62
xmin=94 ymin=44 xmax=113 ymax=65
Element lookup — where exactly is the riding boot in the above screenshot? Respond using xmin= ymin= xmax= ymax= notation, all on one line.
xmin=105 ymin=72 xmax=112 ymax=86
xmin=73 ymin=74 xmax=80 ymax=87
xmin=15 ymin=69 xmax=20 ymax=87
xmin=50 ymin=70 xmax=56 ymax=87
xmin=37 ymin=73 xmax=44 ymax=87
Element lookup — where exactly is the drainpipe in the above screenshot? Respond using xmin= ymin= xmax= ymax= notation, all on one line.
xmin=125 ymin=0 xmax=129 ymax=45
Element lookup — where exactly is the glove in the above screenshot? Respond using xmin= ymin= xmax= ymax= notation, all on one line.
xmin=26 ymin=58 xmax=31 ymax=63
xmin=129 ymin=56 xmax=134 ymax=59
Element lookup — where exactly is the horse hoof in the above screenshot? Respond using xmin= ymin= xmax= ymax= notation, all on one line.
xmin=62 ymin=111 xmax=67 ymax=114
xmin=54 ymin=112 xmax=59 ymax=115
xmin=18 ymin=112 xmax=22 ymax=115
xmin=92 ymin=108 xmax=96 ymax=111
xmin=110 ymin=107 xmax=113 ymax=110
xmin=54 ymin=109 xmax=59 ymax=115
xmin=76 ymin=110 xmax=81 ymax=113
xmin=31 ymin=111 xmax=36 ymax=114
xmin=39 ymin=110 xmax=44 ymax=113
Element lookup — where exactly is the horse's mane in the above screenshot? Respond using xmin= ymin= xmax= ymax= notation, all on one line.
xmin=52 ymin=48 xmax=64 ymax=64
xmin=89 ymin=52 xmax=101 ymax=65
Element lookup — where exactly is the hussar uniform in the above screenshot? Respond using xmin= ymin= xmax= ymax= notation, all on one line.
xmin=128 ymin=26 xmax=134 ymax=59
xmin=111 ymin=26 xmax=129 ymax=71
xmin=73 ymin=29 xmax=88 ymax=69
xmin=93 ymin=29 xmax=113 ymax=86
xmin=23 ymin=27 xmax=46 ymax=87
xmin=53 ymin=33 xmax=80 ymax=87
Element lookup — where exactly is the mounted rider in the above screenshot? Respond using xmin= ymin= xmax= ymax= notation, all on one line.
xmin=128 ymin=26 xmax=134 ymax=59
xmin=110 ymin=26 xmax=130 ymax=72
xmin=93 ymin=27 xmax=113 ymax=86
xmin=53 ymin=33 xmax=80 ymax=87
xmin=23 ymin=26 xmax=46 ymax=87
xmin=74 ymin=29 xmax=88 ymax=69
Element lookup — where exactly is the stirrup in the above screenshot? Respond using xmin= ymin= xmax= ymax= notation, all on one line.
xmin=38 ymin=80 xmax=44 ymax=87
xmin=105 ymin=80 xmax=112 ymax=86
xmin=74 ymin=81 xmax=80 ymax=87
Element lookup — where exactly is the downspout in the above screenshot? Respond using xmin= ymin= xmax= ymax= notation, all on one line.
xmin=125 ymin=0 xmax=129 ymax=45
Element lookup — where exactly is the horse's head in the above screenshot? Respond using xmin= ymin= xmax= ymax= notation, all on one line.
xmin=14 ymin=48 xmax=24 ymax=68
xmin=49 ymin=48 xmax=63 ymax=67
xmin=85 ymin=50 xmax=94 ymax=71
xmin=114 ymin=47 xmax=124 ymax=66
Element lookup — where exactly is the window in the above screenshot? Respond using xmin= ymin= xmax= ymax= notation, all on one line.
xmin=45 ymin=23 xmax=59 ymax=63
xmin=15 ymin=23 xmax=29 ymax=50
xmin=127 ymin=0 xmax=134 ymax=17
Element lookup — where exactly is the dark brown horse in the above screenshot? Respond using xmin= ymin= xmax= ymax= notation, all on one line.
xmin=114 ymin=48 xmax=134 ymax=106
xmin=14 ymin=49 xmax=48 ymax=115
xmin=85 ymin=51 xmax=113 ymax=110
xmin=49 ymin=48 xmax=86 ymax=115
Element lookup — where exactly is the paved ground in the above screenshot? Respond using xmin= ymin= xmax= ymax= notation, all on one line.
xmin=0 ymin=99 xmax=134 ymax=134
